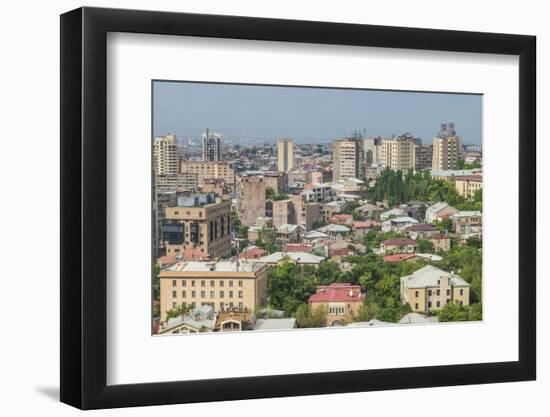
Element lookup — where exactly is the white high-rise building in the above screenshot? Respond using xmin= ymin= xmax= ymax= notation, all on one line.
xmin=378 ymin=134 xmax=416 ymax=171
xmin=153 ymin=134 xmax=180 ymax=176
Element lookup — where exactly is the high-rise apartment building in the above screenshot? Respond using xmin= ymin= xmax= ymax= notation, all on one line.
xmin=378 ymin=134 xmax=416 ymax=171
xmin=277 ymin=138 xmax=294 ymax=173
xmin=162 ymin=193 xmax=232 ymax=261
xmin=414 ymin=144 xmax=433 ymax=170
xmin=432 ymin=123 xmax=462 ymax=170
xmin=154 ymin=134 xmax=180 ymax=176
xmin=237 ymin=175 xmax=266 ymax=227
xmin=332 ymin=138 xmax=362 ymax=181
xmin=202 ymin=128 xmax=222 ymax=162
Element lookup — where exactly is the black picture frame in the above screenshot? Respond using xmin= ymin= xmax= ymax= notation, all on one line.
xmin=60 ymin=6 xmax=536 ymax=410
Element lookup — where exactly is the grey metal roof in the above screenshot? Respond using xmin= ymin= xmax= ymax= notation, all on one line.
xmin=401 ymin=265 xmax=470 ymax=289
xmin=253 ymin=318 xmax=297 ymax=331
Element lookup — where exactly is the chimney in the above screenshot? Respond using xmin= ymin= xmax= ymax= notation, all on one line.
xmin=349 ymin=289 xmax=353 ymax=297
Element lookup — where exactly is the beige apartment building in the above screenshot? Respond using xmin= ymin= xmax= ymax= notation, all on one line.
xmin=155 ymin=173 xmax=198 ymax=192
xmin=400 ymin=265 xmax=470 ymax=313
xmin=180 ymin=161 xmax=236 ymax=186
xmin=432 ymin=123 xmax=461 ymax=170
xmin=159 ymin=261 xmax=269 ymax=321
xmin=454 ymin=175 xmax=483 ymax=199
xmin=272 ymin=199 xmax=296 ymax=227
xmin=163 ymin=193 xmax=232 ymax=261
xmin=291 ymin=194 xmax=322 ymax=231
xmin=332 ymin=138 xmax=361 ymax=181
xmin=237 ymin=175 xmax=266 ymax=227
xmin=277 ymin=138 xmax=294 ymax=173
xmin=154 ymin=134 xmax=180 ymax=176
xmin=378 ymin=137 xmax=416 ymax=171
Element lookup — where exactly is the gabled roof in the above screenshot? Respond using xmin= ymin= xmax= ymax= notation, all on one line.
xmin=318 ymin=224 xmax=350 ymax=233
xmin=400 ymin=265 xmax=469 ymax=288
xmin=382 ymin=238 xmax=417 ymax=246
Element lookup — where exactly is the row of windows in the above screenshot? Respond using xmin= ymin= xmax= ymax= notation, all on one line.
xmin=414 ymin=288 xmax=464 ymax=298
xmin=328 ymin=306 xmax=346 ymax=316
xmin=172 ymin=290 xmax=243 ymax=299
xmin=172 ymin=279 xmax=243 ymax=287
xmin=171 ymin=301 xmax=244 ymax=311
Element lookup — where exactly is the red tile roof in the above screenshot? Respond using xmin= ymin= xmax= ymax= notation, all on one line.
xmin=383 ymin=253 xmax=417 ymax=263
xmin=382 ymin=238 xmax=417 ymax=246
xmin=283 ymin=243 xmax=313 ymax=253
xmin=353 ymin=220 xmax=381 ymax=229
xmin=309 ymin=283 xmax=364 ymax=303
xmin=239 ymin=246 xmax=268 ymax=259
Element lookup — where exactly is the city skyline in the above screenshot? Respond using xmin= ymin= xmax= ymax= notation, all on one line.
xmin=153 ymin=81 xmax=483 ymax=145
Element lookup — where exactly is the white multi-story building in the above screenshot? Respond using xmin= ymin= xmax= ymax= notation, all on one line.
xmin=154 ymin=134 xmax=180 ymax=176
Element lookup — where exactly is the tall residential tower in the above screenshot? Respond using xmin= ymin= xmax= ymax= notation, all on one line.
xmin=202 ymin=128 xmax=223 ymax=162
xmin=277 ymin=138 xmax=294 ymax=173
xmin=432 ymin=123 xmax=462 ymax=170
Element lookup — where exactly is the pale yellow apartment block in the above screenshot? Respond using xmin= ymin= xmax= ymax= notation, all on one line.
xmin=400 ymin=265 xmax=470 ymax=313
xmin=454 ymin=175 xmax=483 ymax=199
xmin=159 ymin=261 xmax=269 ymax=321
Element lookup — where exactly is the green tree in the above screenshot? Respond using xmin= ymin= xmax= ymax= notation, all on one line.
xmin=416 ymin=239 xmax=435 ymax=253
xmin=164 ymin=303 xmax=192 ymax=321
xmin=295 ymin=304 xmax=327 ymax=328
xmin=152 ymin=263 xmax=161 ymax=301
xmin=437 ymin=302 xmax=470 ymax=322
xmin=265 ymin=187 xmax=276 ymax=200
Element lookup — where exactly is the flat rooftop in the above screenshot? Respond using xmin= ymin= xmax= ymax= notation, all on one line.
xmin=165 ymin=261 xmax=262 ymax=273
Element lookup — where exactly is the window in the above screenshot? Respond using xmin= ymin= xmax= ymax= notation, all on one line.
xmin=220 ymin=302 xmax=224 ymax=311
xmin=428 ymin=301 xmax=432 ymax=308
xmin=191 ymin=302 xmax=196 ymax=308
xmin=210 ymin=291 xmax=215 ymax=298
xmin=191 ymin=280 xmax=196 ymax=287
xmin=172 ymin=290 xmax=177 ymax=298
xmin=229 ymin=291 xmax=233 ymax=298
xmin=182 ymin=291 xmax=186 ymax=298
xmin=201 ymin=291 xmax=206 ymax=298
xmin=239 ymin=302 xmax=243 ymax=311
xmin=201 ymin=280 xmax=206 ymax=287
xmin=229 ymin=302 xmax=234 ymax=309
xmin=229 ymin=280 xmax=233 ymax=287
xmin=437 ymin=289 xmax=441 ymax=296
xmin=436 ymin=301 xmax=441 ymax=307
xmin=415 ymin=290 xmax=419 ymax=298
xmin=191 ymin=291 xmax=196 ymax=298
xmin=172 ymin=302 xmax=177 ymax=309
xmin=172 ymin=280 xmax=177 ymax=287
xmin=446 ymin=289 xmax=451 ymax=296
xmin=181 ymin=280 xmax=186 ymax=287
xmin=210 ymin=280 xmax=215 ymax=287
xmin=415 ymin=303 xmax=419 ymax=310
xmin=238 ymin=291 xmax=243 ymax=298
xmin=428 ymin=290 xmax=432 ymax=296
xmin=238 ymin=280 xmax=243 ymax=287
xmin=460 ymin=289 xmax=464 ymax=296
xmin=220 ymin=291 xmax=224 ymax=298
xmin=219 ymin=280 xmax=224 ymax=287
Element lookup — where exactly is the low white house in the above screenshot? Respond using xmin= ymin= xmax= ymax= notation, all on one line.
xmin=382 ymin=216 xmax=419 ymax=232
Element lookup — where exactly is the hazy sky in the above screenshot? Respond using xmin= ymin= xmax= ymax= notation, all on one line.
xmin=153 ymin=81 xmax=482 ymax=145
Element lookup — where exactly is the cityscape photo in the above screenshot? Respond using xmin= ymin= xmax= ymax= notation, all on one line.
xmin=152 ymin=81 xmax=483 ymax=335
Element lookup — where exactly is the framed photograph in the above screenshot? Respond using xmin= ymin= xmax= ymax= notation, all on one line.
xmin=60 ymin=6 xmax=536 ymax=410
